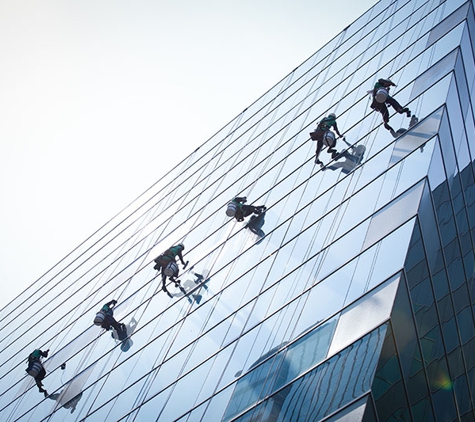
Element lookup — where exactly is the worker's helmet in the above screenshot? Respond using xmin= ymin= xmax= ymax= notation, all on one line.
xmin=177 ymin=243 xmax=185 ymax=251
xmin=328 ymin=113 xmax=337 ymax=119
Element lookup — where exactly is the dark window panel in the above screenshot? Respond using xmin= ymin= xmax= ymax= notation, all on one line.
xmin=433 ymin=181 xmax=457 ymax=247
xmin=411 ymin=397 xmax=436 ymax=422
xmin=432 ymin=269 xmax=451 ymax=301
xmin=421 ymin=326 xmax=446 ymax=367
xmin=437 ymin=293 xmax=456 ymax=323
xmin=453 ymin=284 xmax=471 ymax=314
xmin=457 ymin=307 xmax=475 ymax=345
xmin=454 ymin=373 xmax=473 ymax=417
xmin=430 ymin=363 xmax=458 ymax=420
xmin=447 ymin=347 xmax=466 ymax=379
xmin=442 ymin=317 xmax=461 ymax=353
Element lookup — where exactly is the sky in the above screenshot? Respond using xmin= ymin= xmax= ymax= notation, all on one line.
xmin=0 ymin=0 xmax=378 ymax=307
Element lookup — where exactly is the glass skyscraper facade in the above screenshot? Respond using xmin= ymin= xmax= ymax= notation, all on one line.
xmin=2 ymin=0 xmax=475 ymax=420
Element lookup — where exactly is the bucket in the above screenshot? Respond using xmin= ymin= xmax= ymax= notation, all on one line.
xmin=26 ymin=361 xmax=43 ymax=378
xmin=323 ymin=131 xmax=336 ymax=147
xmin=375 ymin=87 xmax=388 ymax=103
xmin=94 ymin=311 xmax=106 ymax=326
xmin=164 ymin=261 xmax=179 ymax=278
xmin=226 ymin=202 xmax=237 ymax=217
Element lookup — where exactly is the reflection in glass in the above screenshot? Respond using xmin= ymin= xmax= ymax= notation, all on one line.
xmin=363 ymin=180 xmax=426 ymax=250
xmin=328 ymin=275 xmax=399 ymax=357
xmin=233 ymin=324 xmax=387 ymax=422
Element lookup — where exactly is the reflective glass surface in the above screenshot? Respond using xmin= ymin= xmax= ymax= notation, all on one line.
xmin=234 ymin=324 xmax=388 ymax=422
xmin=1 ymin=0 xmax=475 ymax=421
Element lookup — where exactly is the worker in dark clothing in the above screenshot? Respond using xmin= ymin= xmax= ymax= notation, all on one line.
xmin=94 ymin=300 xmax=126 ymax=340
xmin=226 ymin=197 xmax=266 ymax=222
xmin=153 ymin=244 xmax=188 ymax=297
xmin=370 ymin=78 xmax=411 ymax=131
xmin=310 ymin=113 xmax=344 ymax=166
xmin=26 ymin=348 xmax=49 ymax=396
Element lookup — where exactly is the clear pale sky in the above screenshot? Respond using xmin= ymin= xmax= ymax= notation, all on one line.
xmin=0 ymin=0 xmax=378 ymax=306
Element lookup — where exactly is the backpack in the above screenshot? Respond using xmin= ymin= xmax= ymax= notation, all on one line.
xmin=310 ymin=129 xmax=325 ymax=141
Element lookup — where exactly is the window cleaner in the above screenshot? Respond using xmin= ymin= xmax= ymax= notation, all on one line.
xmin=310 ymin=113 xmax=344 ymax=167
xmin=369 ymin=78 xmax=411 ymax=131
